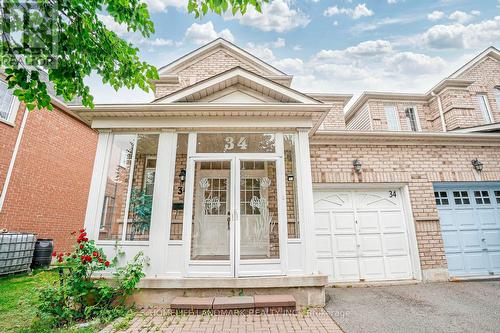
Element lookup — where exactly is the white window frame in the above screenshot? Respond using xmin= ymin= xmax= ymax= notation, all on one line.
xmin=384 ymin=104 xmax=400 ymax=131
xmin=477 ymin=94 xmax=493 ymax=123
xmin=494 ymin=87 xmax=500 ymax=112
xmin=0 ymin=80 xmax=20 ymax=126
xmin=404 ymin=105 xmax=421 ymax=132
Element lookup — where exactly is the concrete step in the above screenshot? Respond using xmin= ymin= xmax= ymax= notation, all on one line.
xmin=170 ymin=295 xmax=296 ymax=313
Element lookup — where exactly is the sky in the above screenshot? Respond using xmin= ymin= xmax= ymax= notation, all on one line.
xmin=88 ymin=0 xmax=500 ymax=104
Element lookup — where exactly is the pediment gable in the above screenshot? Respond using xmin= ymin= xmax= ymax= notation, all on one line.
xmin=154 ymin=67 xmax=321 ymax=104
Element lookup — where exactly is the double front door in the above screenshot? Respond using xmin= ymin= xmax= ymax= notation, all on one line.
xmin=184 ymin=157 xmax=286 ymax=277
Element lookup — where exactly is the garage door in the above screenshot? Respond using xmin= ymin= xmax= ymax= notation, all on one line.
xmin=434 ymin=183 xmax=500 ymax=277
xmin=313 ymin=188 xmax=415 ymax=283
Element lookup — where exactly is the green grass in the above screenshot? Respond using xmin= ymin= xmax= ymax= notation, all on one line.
xmin=0 ymin=270 xmax=103 ymax=333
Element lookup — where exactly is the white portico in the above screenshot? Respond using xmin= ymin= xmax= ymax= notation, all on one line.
xmin=74 ymin=40 xmax=346 ymax=301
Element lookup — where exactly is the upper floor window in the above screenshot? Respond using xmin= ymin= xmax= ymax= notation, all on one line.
xmin=404 ymin=107 xmax=420 ymax=132
xmin=0 ymin=80 xmax=18 ymax=124
xmin=494 ymin=87 xmax=500 ymax=111
xmin=477 ymin=94 xmax=493 ymax=123
xmin=384 ymin=105 xmax=400 ymax=131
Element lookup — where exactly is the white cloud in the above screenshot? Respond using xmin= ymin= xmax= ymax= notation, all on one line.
xmin=422 ymin=16 xmax=500 ymax=49
xmin=324 ymin=3 xmax=374 ymax=19
xmin=316 ymin=40 xmax=392 ymax=60
xmin=184 ymin=21 xmax=234 ymax=45
xmin=225 ymin=0 xmax=310 ymax=32
xmin=293 ymin=44 xmax=302 ymax=51
xmin=142 ymin=0 xmax=186 ymax=12
xmin=427 ymin=11 xmax=444 ymax=21
xmin=273 ymin=58 xmax=304 ymax=73
xmin=244 ymin=43 xmax=276 ymax=62
xmin=384 ymin=52 xmax=446 ymax=74
xmin=97 ymin=13 xmax=129 ymax=36
xmin=272 ymin=38 xmax=286 ymax=48
xmin=448 ymin=10 xmax=477 ymax=24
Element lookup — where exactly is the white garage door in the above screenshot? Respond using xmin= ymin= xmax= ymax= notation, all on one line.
xmin=314 ymin=188 xmax=415 ymax=282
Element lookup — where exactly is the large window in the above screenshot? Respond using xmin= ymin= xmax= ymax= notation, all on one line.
xmin=404 ymin=107 xmax=420 ymax=132
xmin=0 ymin=80 xmax=17 ymax=123
xmin=99 ymin=134 xmax=159 ymax=241
xmin=477 ymin=94 xmax=493 ymax=123
xmin=384 ymin=105 xmax=400 ymax=131
xmin=494 ymin=87 xmax=500 ymax=112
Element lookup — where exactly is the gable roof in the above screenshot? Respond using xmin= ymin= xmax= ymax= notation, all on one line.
xmin=153 ymin=67 xmax=321 ymax=104
xmin=158 ymin=38 xmax=286 ymax=76
xmin=449 ymin=46 xmax=500 ymax=78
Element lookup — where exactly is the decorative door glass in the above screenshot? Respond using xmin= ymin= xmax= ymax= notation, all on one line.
xmin=190 ymin=161 xmax=231 ymax=260
xmin=240 ymin=160 xmax=280 ymax=259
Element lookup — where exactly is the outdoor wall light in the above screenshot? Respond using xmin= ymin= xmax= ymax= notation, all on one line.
xmin=287 ymin=174 xmax=295 ymax=182
xmin=179 ymin=169 xmax=186 ymax=183
xmin=471 ymin=158 xmax=483 ymax=172
xmin=353 ymin=159 xmax=362 ymax=173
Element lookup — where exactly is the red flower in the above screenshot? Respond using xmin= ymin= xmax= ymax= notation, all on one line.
xmin=58 ymin=257 xmax=63 ymax=263
xmin=104 ymin=261 xmax=110 ymax=267
xmin=86 ymin=256 xmax=92 ymax=262
xmin=92 ymin=251 xmax=98 ymax=257
xmin=71 ymin=231 xmax=77 ymax=235
xmin=58 ymin=252 xmax=64 ymax=258
xmin=82 ymin=237 xmax=88 ymax=242
xmin=98 ymin=258 xmax=103 ymax=263
xmin=79 ymin=229 xmax=85 ymax=233
xmin=51 ymin=251 xmax=57 ymax=257
xmin=79 ymin=244 xmax=84 ymax=249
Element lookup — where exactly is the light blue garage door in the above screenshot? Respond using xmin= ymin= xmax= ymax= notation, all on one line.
xmin=434 ymin=183 xmax=500 ymax=277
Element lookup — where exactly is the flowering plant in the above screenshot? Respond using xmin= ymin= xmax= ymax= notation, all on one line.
xmin=38 ymin=229 xmax=145 ymax=327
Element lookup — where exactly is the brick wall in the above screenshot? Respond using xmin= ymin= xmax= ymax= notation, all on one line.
xmin=309 ymin=142 xmax=500 ymax=272
xmin=0 ymin=105 xmax=97 ymax=251
xmin=367 ymin=101 xmax=434 ymax=132
xmin=321 ymin=103 xmax=346 ymax=130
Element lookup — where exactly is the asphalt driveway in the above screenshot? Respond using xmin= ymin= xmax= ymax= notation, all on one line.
xmin=325 ymin=281 xmax=500 ymax=333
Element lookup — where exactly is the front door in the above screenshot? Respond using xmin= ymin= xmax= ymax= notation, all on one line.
xmin=185 ymin=157 xmax=286 ymax=277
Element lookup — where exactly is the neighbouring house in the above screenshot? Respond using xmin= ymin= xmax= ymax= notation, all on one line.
xmin=68 ymin=39 xmax=499 ymax=306
xmin=0 ymin=73 xmax=98 ymax=251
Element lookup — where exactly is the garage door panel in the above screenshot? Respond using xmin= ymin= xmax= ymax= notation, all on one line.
xmin=336 ymin=258 xmax=360 ymax=281
xmin=438 ymin=210 xmax=457 ymax=230
xmin=442 ymin=231 xmax=462 ymax=252
xmin=332 ymin=212 xmax=356 ymax=234
xmin=477 ymin=209 xmax=499 ymax=228
xmin=383 ymin=234 xmax=409 ymax=256
xmin=454 ymin=210 xmax=477 ymax=229
xmin=484 ymin=229 xmax=500 ymax=250
xmin=380 ymin=211 xmax=406 ymax=232
xmin=464 ymin=253 xmax=489 ymax=275
xmin=446 ymin=253 xmax=466 ymax=273
xmin=460 ymin=231 xmax=483 ymax=252
xmin=488 ymin=252 xmax=500 ymax=272
xmin=314 ymin=212 xmax=331 ymax=233
xmin=334 ymin=235 xmax=358 ymax=257
xmin=358 ymin=234 xmax=382 ymax=256
xmin=356 ymin=192 xmax=400 ymax=209
xmin=385 ymin=256 xmax=412 ymax=278
xmin=357 ymin=211 xmax=380 ymax=233
xmin=314 ymin=192 xmax=352 ymax=209
xmin=315 ymin=235 xmax=333 ymax=257
xmin=359 ymin=257 xmax=386 ymax=280
xmin=317 ymin=259 xmax=334 ymax=280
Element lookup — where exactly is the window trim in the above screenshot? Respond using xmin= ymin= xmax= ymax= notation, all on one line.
xmin=477 ymin=94 xmax=493 ymax=124
xmin=0 ymin=80 xmax=20 ymax=127
xmin=494 ymin=87 xmax=500 ymax=112
xmin=404 ymin=105 xmax=421 ymax=132
xmin=384 ymin=104 xmax=400 ymax=131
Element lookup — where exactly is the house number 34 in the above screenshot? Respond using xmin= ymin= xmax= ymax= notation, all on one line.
xmin=389 ymin=190 xmax=397 ymax=198
xmin=224 ymin=136 xmax=248 ymax=150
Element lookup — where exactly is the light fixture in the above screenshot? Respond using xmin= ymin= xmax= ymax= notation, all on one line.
xmin=353 ymin=159 xmax=362 ymax=173
xmin=179 ymin=169 xmax=186 ymax=182
xmin=287 ymin=174 xmax=294 ymax=182
xmin=471 ymin=158 xmax=483 ymax=172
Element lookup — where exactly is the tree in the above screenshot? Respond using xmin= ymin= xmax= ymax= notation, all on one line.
xmin=0 ymin=0 xmax=267 ymax=111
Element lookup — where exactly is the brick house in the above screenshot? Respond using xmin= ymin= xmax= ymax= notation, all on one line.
xmin=71 ymin=39 xmax=499 ymax=306
xmin=0 ymin=73 xmax=97 ymax=251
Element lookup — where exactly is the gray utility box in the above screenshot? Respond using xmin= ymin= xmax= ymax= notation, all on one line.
xmin=0 ymin=233 xmax=37 ymax=275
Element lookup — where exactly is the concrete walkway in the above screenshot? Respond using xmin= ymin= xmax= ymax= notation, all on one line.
xmin=326 ymin=280 xmax=500 ymax=333
xmin=103 ymin=308 xmax=343 ymax=332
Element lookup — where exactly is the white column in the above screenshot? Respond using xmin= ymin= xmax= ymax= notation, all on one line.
xmin=297 ymin=129 xmax=317 ymax=275
xmin=84 ymin=131 xmax=111 ymax=240
xmin=148 ymin=130 xmax=177 ymax=276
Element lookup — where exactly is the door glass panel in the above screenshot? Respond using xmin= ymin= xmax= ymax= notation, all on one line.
xmin=190 ymin=161 xmax=231 ymax=260
xmin=240 ymin=160 xmax=280 ymax=260
xmin=197 ymin=133 xmax=275 ymax=153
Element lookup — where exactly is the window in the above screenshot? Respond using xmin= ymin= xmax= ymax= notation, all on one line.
xmin=477 ymin=94 xmax=493 ymax=123
xmin=0 ymin=80 xmax=18 ymax=123
xmin=495 ymin=88 xmax=500 ymax=111
xmin=241 ymin=178 xmax=261 ymax=215
xmin=434 ymin=191 xmax=449 ymax=205
xmin=474 ymin=190 xmax=491 ymax=205
xmin=384 ymin=105 xmax=400 ymax=131
xmin=99 ymin=134 xmax=159 ymax=241
xmin=405 ymin=107 xmax=420 ymax=132
xmin=495 ymin=190 xmax=500 ymax=204
xmin=453 ymin=191 xmax=470 ymax=205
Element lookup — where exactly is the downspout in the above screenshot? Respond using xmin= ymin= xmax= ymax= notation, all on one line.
xmin=432 ymin=92 xmax=447 ymax=132
xmin=0 ymin=108 xmax=29 ymax=212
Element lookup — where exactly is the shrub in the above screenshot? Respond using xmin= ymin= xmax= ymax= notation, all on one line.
xmin=37 ymin=229 xmax=145 ymax=327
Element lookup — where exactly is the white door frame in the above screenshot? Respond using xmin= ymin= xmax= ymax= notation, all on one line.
xmin=182 ymin=132 xmax=287 ymax=277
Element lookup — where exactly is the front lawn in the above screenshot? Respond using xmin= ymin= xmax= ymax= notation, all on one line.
xmin=0 ymin=270 xmax=101 ymax=333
